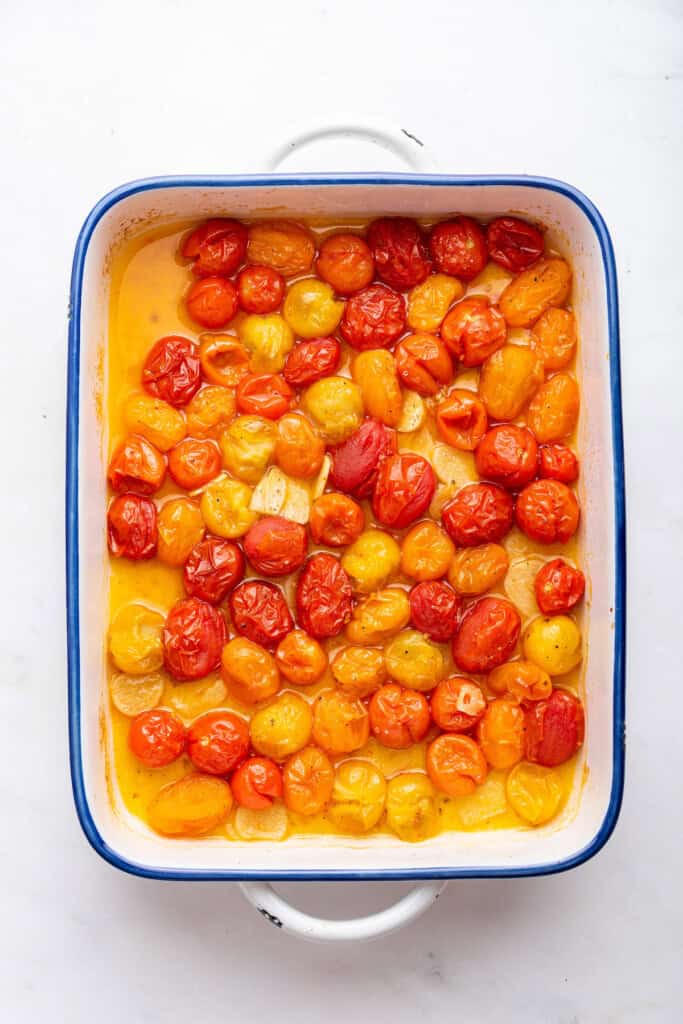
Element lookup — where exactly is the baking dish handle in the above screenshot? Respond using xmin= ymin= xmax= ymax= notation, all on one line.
xmin=263 ymin=118 xmax=434 ymax=173
xmin=239 ymin=880 xmax=446 ymax=943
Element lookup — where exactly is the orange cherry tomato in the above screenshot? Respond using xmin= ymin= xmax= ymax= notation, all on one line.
xmin=187 ymin=711 xmax=249 ymax=775
xmin=316 ymin=233 xmax=375 ymax=294
xmin=340 ymin=283 xmax=406 ymax=351
xmin=487 ymin=661 xmax=552 ymax=703
xmin=435 ymin=388 xmax=488 ymax=450
xmin=429 ymin=217 xmax=487 ymax=281
xmin=247 ymin=220 xmax=316 ymax=278
xmin=442 ymin=482 xmax=514 ymax=546
xmin=142 ymin=336 xmax=201 ymax=407
xmin=447 ymin=543 xmax=509 ymax=597
xmin=296 ymin=553 xmax=354 ymax=639
xmin=401 ymin=520 xmax=455 ymax=581
xmin=538 ymin=444 xmax=579 ymax=484
xmin=163 ymin=597 xmax=227 ymax=681
xmin=283 ymin=337 xmax=341 ymax=387
xmin=231 ymin=757 xmax=283 ymax=809
xmin=476 ymin=698 xmax=525 ymax=769
xmin=440 ymin=297 xmax=506 ymax=366
xmin=310 ymin=493 xmax=364 ymax=547
xmin=486 ymin=217 xmax=544 ymax=273
xmin=275 ymin=412 xmax=325 ymax=478
xmin=369 ymin=683 xmax=430 ymax=749
xmin=108 ymin=435 xmax=166 ymax=495
xmin=236 ymin=373 xmax=294 ymax=420
xmin=199 ymin=334 xmax=250 ymax=388
xmin=431 ymin=676 xmax=487 ymax=733
xmin=499 ymin=258 xmax=572 ymax=328
xmin=535 ymin=558 xmax=586 ymax=614
xmin=312 ymin=689 xmax=369 ymax=755
xmin=186 ymin=276 xmax=239 ymax=329
xmin=237 ymin=264 xmax=285 ymax=314
xmin=107 ymin=494 xmax=157 ymax=559
xmin=221 ymin=637 xmax=280 ymax=704
xmin=168 ymin=438 xmax=221 ymax=490
xmin=531 ymin=308 xmax=577 ymax=370
xmin=475 ymin=424 xmax=538 ymax=490
xmin=516 ymin=480 xmax=580 ymax=544
xmin=148 ymin=774 xmax=232 ymax=836
xmin=527 ymin=373 xmax=580 ymax=443
xmin=243 ymin=516 xmax=308 ymax=577
xmin=229 ymin=579 xmax=293 ymax=648
xmin=330 ymin=646 xmax=386 ymax=697
xmin=329 ymin=419 xmax=397 ymax=499
xmin=128 ymin=708 xmax=186 ymax=768
xmin=185 ymin=385 xmax=235 ymax=440
xmin=367 ymin=217 xmax=431 ymax=291
xmin=426 ymin=734 xmax=488 ymax=796
xmin=409 ymin=580 xmax=462 ymax=642
xmin=525 ymin=689 xmax=585 ymax=766
xmin=452 ymin=596 xmax=521 ymax=674
xmin=372 ymin=453 xmax=436 ymax=529
xmin=183 ymin=536 xmax=245 ymax=604
xmin=394 ymin=332 xmax=454 ymax=395
xmin=182 ymin=218 xmax=248 ymax=277
xmin=275 ymin=630 xmax=328 ymax=685
xmin=283 ymin=745 xmax=334 ymax=816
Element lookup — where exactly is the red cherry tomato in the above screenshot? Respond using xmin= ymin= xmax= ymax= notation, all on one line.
xmin=367 ymin=217 xmax=431 ymax=291
xmin=237 ymin=264 xmax=285 ymax=313
xmin=236 ymin=374 xmax=294 ymax=419
xmin=394 ymin=333 xmax=454 ymax=395
xmin=429 ymin=217 xmax=487 ymax=281
xmin=372 ymin=453 xmax=436 ymax=529
xmin=442 ymin=483 xmax=514 ymax=546
xmin=181 ymin=218 xmax=248 ymax=277
xmin=243 ymin=516 xmax=308 ymax=576
xmin=108 ymin=435 xmax=167 ymax=495
xmin=168 ymin=438 xmax=222 ymax=490
xmin=231 ymin=757 xmax=283 ymax=809
xmin=516 ymin=480 xmax=580 ymax=544
xmin=452 ymin=597 xmax=521 ymax=674
xmin=431 ymin=676 xmax=487 ymax=733
xmin=316 ymin=233 xmax=375 ymax=295
xmin=535 ymin=558 xmax=586 ymax=614
xmin=183 ymin=536 xmax=245 ymax=604
xmin=187 ymin=711 xmax=249 ymax=775
xmin=107 ymin=494 xmax=157 ymax=559
xmin=486 ymin=217 xmax=544 ymax=273
xmin=369 ymin=683 xmax=430 ymax=749
xmin=283 ymin=337 xmax=341 ymax=387
xmin=310 ymin=493 xmax=364 ymax=547
xmin=475 ymin=424 xmax=538 ymax=490
xmin=409 ymin=580 xmax=462 ymax=642
xmin=185 ymin=277 xmax=239 ymax=329
xmin=142 ymin=336 xmax=201 ymax=407
xmin=128 ymin=709 xmax=186 ymax=768
xmin=340 ymin=283 xmax=406 ymax=351
xmin=329 ymin=419 xmax=397 ymax=499
xmin=229 ymin=580 xmax=293 ymax=649
xmin=525 ymin=689 xmax=585 ymax=766
xmin=539 ymin=444 xmax=580 ymax=484
xmin=296 ymin=553 xmax=353 ymax=639
xmin=440 ymin=297 xmax=507 ymax=366
xmin=435 ymin=388 xmax=488 ymax=451
xmin=163 ymin=597 xmax=227 ymax=681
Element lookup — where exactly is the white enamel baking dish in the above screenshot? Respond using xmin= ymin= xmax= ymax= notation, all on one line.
xmin=67 ymin=127 xmax=625 ymax=942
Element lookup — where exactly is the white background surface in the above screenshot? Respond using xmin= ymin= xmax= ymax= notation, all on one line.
xmin=1 ymin=0 xmax=682 ymax=1020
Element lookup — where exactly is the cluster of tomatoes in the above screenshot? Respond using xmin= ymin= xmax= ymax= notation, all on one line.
xmin=107 ymin=212 xmax=586 ymax=841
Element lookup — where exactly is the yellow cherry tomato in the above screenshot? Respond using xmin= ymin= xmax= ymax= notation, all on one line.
xmin=506 ymin=762 xmax=563 ymax=825
xmin=148 ymin=774 xmax=233 ymax=837
xmin=329 ymin=759 xmax=386 ymax=834
xmin=341 ymin=529 xmax=401 ymax=593
xmin=346 ymin=588 xmax=411 ymax=645
xmin=123 ymin=392 xmax=186 ymax=452
xmin=312 ymin=690 xmax=369 ymax=755
xmin=479 ymin=344 xmax=544 ymax=421
xmin=283 ymin=278 xmax=344 ymax=338
xmin=109 ymin=604 xmax=164 ymax=675
xmin=523 ymin=615 xmax=582 ymax=675
xmin=200 ymin=476 xmax=257 ymax=538
xmin=400 ymin=520 xmax=455 ymax=581
xmin=165 ymin=676 xmax=229 ymax=720
xmin=383 ymin=630 xmax=446 ymax=692
xmin=386 ymin=772 xmax=438 ymax=842
xmin=331 ymin=646 xmax=387 ymax=698
xmin=407 ymin=273 xmax=464 ymax=332
xmin=499 ymin=258 xmax=572 ymax=327
xmin=351 ymin=350 xmax=402 ymax=427
xmin=219 ymin=415 xmax=276 ymax=484
xmin=239 ymin=313 xmax=294 ymax=373
xmin=185 ymin=385 xmax=235 ymax=440
xmin=250 ymin=691 xmax=313 ymax=761
xmin=301 ymin=376 xmax=364 ymax=443
xmin=157 ymin=498 xmax=205 ymax=566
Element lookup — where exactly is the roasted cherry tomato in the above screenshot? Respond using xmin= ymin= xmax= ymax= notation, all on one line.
xmin=400 ymin=520 xmax=454 ymax=581
xmin=283 ymin=746 xmax=334 ymax=816
xmin=407 ymin=273 xmax=464 ymax=332
xmin=142 ymin=335 xmax=201 ymax=407
xmin=243 ymin=516 xmax=308 ymax=577
xmin=487 ymin=660 xmax=552 ymax=703
xmin=199 ymin=334 xmax=250 ymax=388
xmin=431 ymin=676 xmax=487 ymax=733
xmin=506 ymin=762 xmax=563 ymax=826
xmin=486 ymin=217 xmax=544 ymax=273
xmin=310 ymin=493 xmax=364 ymax=547
xmin=237 ymin=264 xmax=285 ymax=314
xmin=527 ymin=373 xmax=580 ymax=443
xmin=367 ymin=217 xmax=431 ymax=291
xmin=312 ymin=690 xmax=369 ymax=755
xmin=236 ymin=373 xmax=294 ymax=420
xmin=186 ymin=276 xmax=239 ymax=329
xmin=447 ymin=543 xmax=509 ymax=597
xmin=296 ymin=553 xmax=354 ymax=639
xmin=384 ymin=630 xmax=445 ymax=691
xmin=476 ymin=698 xmax=525 ymax=769
xmin=247 ymin=220 xmax=315 ymax=278
xmin=108 ymin=435 xmax=166 ymax=495
xmin=435 ymin=388 xmax=488 ymax=451
xmin=221 ymin=637 xmax=280 ymax=704
xmin=525 ymin=689 xmax=585 ymax=766
xmin=275 ymin=630 xmax=328 ymax=685
xmin=249 ymin=691 xmax=311 ymax=761
xmin=183 ymin=536 xmax=245 ymax=604
xmin=442 ymin=482 xmax=514 ymax=546
xmin=315 ymin=233 xmax=374 ymax=294
xmin=275 ymin=412 xmax=325 ymax=479
xmin=369 ymin=683 xmax=430 ymax=749
xmin=532 ymin=308 xmax=577 ymax=370
xmin=479 ymin=344 xmax=544 ymax=421
xmin=331 ymin=645 xmax=386 ymax=698
xmin=168 ymin=438 xmax=221 ymax=490
xmin=429 ymin=217 xmax=487 ymax=281
xmin=409 ymin=580 xmax=462 ymax=642
xmin=148 ymin=774 xmax=232 ymax=836
xmin=427 ymin=734 xmax=488 ymax=797
xmin=440 ymin=297 xmax=506 ymax=366
xmin=187 ymin=711 xmax=249 ymax=775
xmin=282 ymin=337 xmax=341 ymax=388
xmin=346 ymin=587 xmax=410 ymax=645
xmin=452 ymin=596 xmax=521 ymax=674
xmin=394 ymin=332 xmax=454 ymax=395
xmin=372 ymin=453 xmax=436 ymax=529
xmin=301 ymin=376 xmax=364 ymax=444
xmin=535 ymin=558 xmax=586 ymax=614
xmin=283 ymin=279 xmax=343 ymax=338
xmin=516 ymin=480 xmax=580 ymax=544
xmin=185 ymin=385 xmax=235 ymax=440
xmin=123 ymin=392 xmax=187 ymax=452
xmin=107 ymin=494 xmax=157 ymax=559
xmin=329 ymin=419 xmax=397 ymax=499
xmin=539 ymin=444 xmax=579 ymax=484
xmin=329 ymin=759 xmax=386 ymax=833
xmin=340 ymin=283 xmax=406 ymax=351
xmin=182 ymin=218 xmax=248 ymax=277
xmin=157 ymin=498 xmax=205 ymax=566
xmin=499 ymin=258 xmax=572 ymax=328
xmin=523 ymin=615 xmax=582 ymax=676
xmin=231 ymin=757 xmax=283 ymax=809
xmin=163 ymin=597 xmax=227 ymax=681
xmin=229 ymin=579 xmax=293 ymax=648
xmin=352 ymin=349 xmax=402 ymax=427
xmin=128 ymin=709 xmax=186 ymax=768
xmin=475 ymin=424 xmax=538 ymax=490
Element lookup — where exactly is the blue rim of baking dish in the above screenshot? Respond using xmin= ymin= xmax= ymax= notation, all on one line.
xmin=67 ymin=173 xmax=625 ymax=881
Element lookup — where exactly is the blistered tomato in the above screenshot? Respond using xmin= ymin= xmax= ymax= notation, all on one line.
xmin=247 ymin=220 xmax=315 ymax=278
xmin=429 ymin=217 xmax=487 ymax=281
xmin=107 ymin=494 xmax=157 ymax=560
xmin=283 ymin=278 xmax=344 ymax=338
xmin=275 ymin=630 xmax=328 ymax=685
xmin=476 ymin=699 xmax=525 ymax=769
xmin=440 ymin=297 xmax=507 ymax=366
xmin=340 ymin=283 xmax=406 ymax=351
xmin=221 ymin=637 xmax=280 ymax=704
xmin=142 ymin=336 xmax=201 ymax=407
xmin=499 ymin=258 xmax=572 ymax=327
xmin=163 ymin=597 xmax=226 ymax=681
xmin=301 ymin=376 xmax=364 ymax=444
xmin=283 ymin=345 xmax=340 ymax=398
xmin=108 ymin=435 xmax=166 ymax=495
xmin=283 ymin=746 xmax=335 ymax=816
xmin=532 ymin=308 xmax=577 ymax=370
xmin=400 ymin=520 xmax=455 ymax=581
xmin=395 ymin=332 xmax=453 ymax=395
xmin=275 ymin=412 xmax=325 ymax=479
xmin=310 ymin=493 xmax=364 ymax=547
xmin=250 ymin=692 xmax=313 ymax=760
xmin=157 ymin=498 xmax=205 ymax=566
xmin=315 ymin=232 xmax=374 ymax=294
xmin=341 ymin=529 xmax=401 ymax=593
xmin=148 ymin=774 xmax=232 ymax=837
xmin=182 ymin=218 xmax=248 ymax=277
xmin=331 ymin=645 xmax=386 ymax=698
xmin=369 ymin=683 xmax=430 ymax=748
xmin=426 ymin=734 xmax=488 ymax=797
xmin=523 ymin=616 xmax=582 ymax=676
xmin=232 ymin=757 xmax=283 ymax=809
xmin=372 ymin=453 xmax=436 ymax=529
xmin=123 ymin=393 xmax=187 ymax=452
xmin=312 ymin=690 xmax=369 ymax=755
xmin=329 ymin=419 xmax=397 ymax=498
xmin=442 ymin=482 xmax=514 ymax=546
xmin=535 ymin=559 xmax=586 ymax=614
xmin=345 ymin=588 xmax=410 ymax=645
xmin=452 ymin=596 xmax=521 ymax=673
xmin=475 ymin=424 xmax=538 ymax=490
xmin=431 ymin=676 xmax=487 ymax=733
xmin=296 ymin=553 xmax=354 ymax=639
xmin=448 ymin=543 xmax=509 ymax=596
xmin=386 ymin=773 xmax=438 ymax=842
xmin=200 ymin=476 xmax=257 ymax=538
xmin=243 ymin=516 xmax=308 ymax=576
xmin=506 ymin=762 xmax=563 ymax=826
xmin=487 ymin=660 xmax=552 ymax=703
xmin=236 ymin=374 xmax=294 ymax=420
xmin=479 ymin=344 xmax=544 ymax=421
xmin=407 ymin=274 xmax=464 ymax=332
xmin=220 ymin=415 xmax=276 ymax=486
xmin=185 ymin=385 xmax=235 ymax=440
xmin=408 ymin=581 xmax=462 ymax=642
xmin=237 ymin=264 xmax=285 ymax=314
xmin=527 ymin=373 xmax=580 ymax=443
xmin=109 ymin=604 xmax=165 ymax=675
xmin=229 ymin=579 xmax=293 ymax=648
xmin=524 ymin=689 xmax=585 ymax=766
xmin=186 ymin=276 xmax=238 ymax=329
xmin=187 ymin=711 xmax=249 ymax=775
xmin=239 ymin=313 xmax=294 ymax=374
xmin=352 ymin=349 xmax=402 ymax=427
xmin=367 ymin=217 xmax=431 ymax=290
xmin=384 ymin=629 xmax=446 ymax=690
xmin=538 ymin=444 xmax=579 ymax=484
xmin=515 ymin=480 xmax=580 ymax=544
xmin=128 ymin=709 xmax=186 ymax=768
xmin=168 ymin=438 xmax=221 ymax=490
xmin=329 ymin=760 xmax=386 ymax=833
xmin=435 ymin=388 xmax=488 ymax=450
xmin=486 ymin=217 xmax=544 ymax=273
xmin=199 ymin=334 xmax=250 ymax=388
xmin=183 ymin=536 xmax=245 ymax=603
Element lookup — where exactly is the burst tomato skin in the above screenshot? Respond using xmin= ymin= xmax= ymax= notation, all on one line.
xmin=187 ymin=711 xmax=250 ymax=775
xmin=426 ymin=733 xmax=488 ymax=797
xmin=183 ymin=537 xmax=245 ymax=604
xmin=475 ymin=424 xmax=539 ymax=491
xmin=310 ymin=493 xmax=364 ymax=547
xmin=243 ymin=516 xmax=308 ymax=577
xmin=429 ymin=217 xmax=487 ymax=281
xmin=435 ymin=388 xmax=488 ymax=450
xmin=283 ymin=337 xmax=341 ymax=388
xmin=237 ymin=265 xmax=285 ymax=314
xmin=409 ymin=581 xmax=462 ymax=642
xmin=452 ymin=597 xmax=521 ymax=674
xmin=163 ymin=598 xmax=227 ymax=681
xmin=340 ymin=283 xmax=406 ymax=351
xmin=231 ymin=757 xmax=283 ymax=809
xmin=108 ymin=435 xmax=167 ymax=495
xmin=369 ymin=683 xmax=430 ymax=749
xmin=539 ymin=444 xmax=579 ymax=484
xmin=535 ymin=559 xmax=586 ymax=614
xmin=168 ymin=438 xmax=222 ymax=490
xmin=440 ymin=297 xmax=506 ymax=366
xmin=525 ymin=689 xmax=585 ymax=766
xmin=229 ymin=580 xmax=293 ymax=649
xmin=296 ymin=553 xmax=354 ymax=639
xmin=367 ymin=217 xmax=432 ymax=291
xmin=431 ymin=676 xmax=487 ymax=733
xmin=486 ymin=217 xmax=544 ymax=273
xmin=142 ymin=336 xmax=201 ymax=407
xmin=442 ymin=483 xmax=514 ymax=546
xmin=372 ymin=453 xmax=436 ymax=529
xmin=236 ymin=374 xmax=294 ymax=419
xmin=329 ymin=419 xmax=397 ymax=499
xmin=186 ymin=277 xmax=239 ymax=329
xmin=182 ymin=218 xmax=248 ymax=277
xmin=516 ymin=480 xmax=580 ymax=544
xmin=107 ymin=494 xmax=157 ymax=559
xmin=316 ymin=233 xmax=375 ymax=294
xmin=394 ymin=332 xmax=454 ymax=395
xmin=128 ymin=709 xmax=186 ymax=768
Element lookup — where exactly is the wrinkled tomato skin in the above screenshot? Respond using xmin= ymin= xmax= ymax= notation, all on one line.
xmin=183 ymin=537 xmax=245 ymax=604
xmin=369 ymin=683 xmax=430 ymax=749
xmin=310 ymin=493 xmax=364 ymax=547
xmin=539 ymin=444 xmax=580 ymax=484
xmin=237 ymin=265 xmax=285 ymax=314
xmin=429 ymin=217 xmax=487 ymax=281
xmin=367 ymin=218 xmax=432 ymax=291
xmin=163 ymin=598 xmax=227 ymax=681
xmin=525 ymin=689 xmax=585 ymax=766
xmin=142 ymin=336 xmax=201 ymax=407
xmin=236 ymin=374 xmax=294 ymax=419
xmin=409 ymin=581 xmax=462 ymax=642
xmin=231 ymin=757 xmax=283 ymax=809
xmin=316 ymin=233 xmax=375 ymax=295
xmin=435 ymin=388 xmax=488 ymax=450
xmin=107 ymin=494 xmax=157 ymax=559
xmin=128 ymin=709 xmax=186 ymax=768
xmin=372 ymin=453 xmax=436 ymax=529
xmin=229 ymin=580 xmax=293 ymax=649
xmin=182 ymin=218 xmax=248 ymax=277
xmin=340 ymin=283 xmax=406 ymax=351
xmin=168 ymin=438 xmax=222 ymax=490
xmin=442 ymin=483 xmax=514 ymax=546
xmin=394 ymin=333 xmax=454 ymax=395
xmin=475 ymin=424 xmax=539 ymax=491
xmin=187 ymin=711 xmax=249 ymax=775
xmin=440 ymin=297 xmax=507 ymax=366
xmin=452 ymin=597 xmax=521 ymax=674
xmin=283 ymin=337 xmax=341 ymax=388
xmin=431 ymin=676 xmax=487 ymax=733
xmin=329 ymin=419 xmax=397 ymax=499
xmin=243 ymin=516 xmax=308 ymax=577
xmin=516 ymin=480 xmax=580 ymax=544
xmin=486 ymin=217 xmax=544 ymax=273
xmin=535 ymin=558 xmax=586 ymax=615
xmin=185 ymin=277 xmax=239 ymax=329
xmin=108 ymin=435 xmax=167 ymax=495
xmin=296 ymin=553 xmax=354 ymax=639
